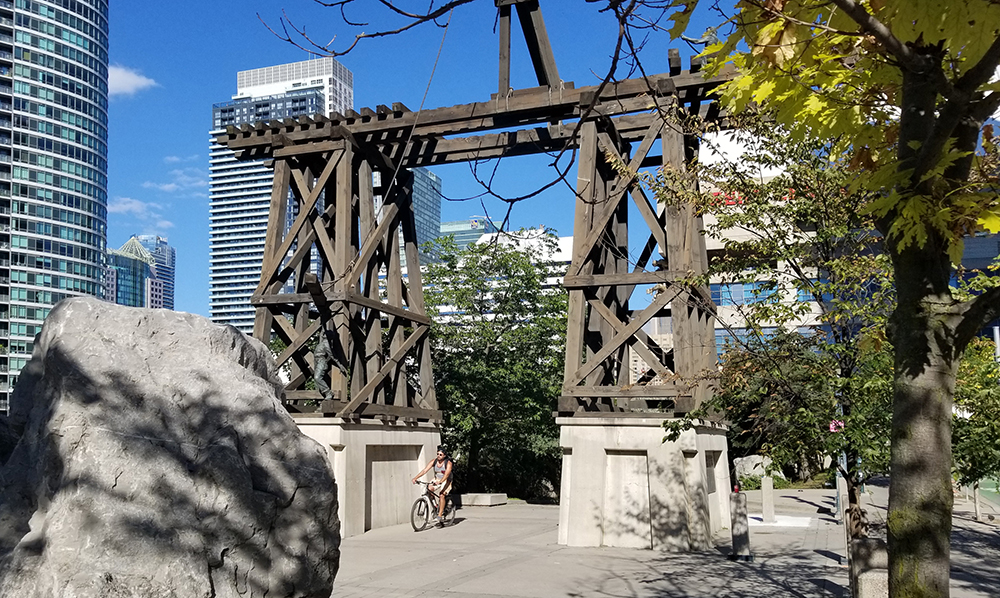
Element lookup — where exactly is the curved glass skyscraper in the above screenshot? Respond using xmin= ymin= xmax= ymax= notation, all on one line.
xmin=0 ymin=0 xmax=109 ymax=409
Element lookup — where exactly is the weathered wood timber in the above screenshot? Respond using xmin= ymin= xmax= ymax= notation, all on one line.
xmin=218 ymin=1 xmax=727 ymax=420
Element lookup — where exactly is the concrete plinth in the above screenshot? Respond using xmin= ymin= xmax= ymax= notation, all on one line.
xmin=293 ymin=415 xmax=440 ymax=538
xmin=729 ymin=492 xmax=753 ymax=561
xmin=762 ymin=476 xmax=775 ymax=523
xmin=556 ymin=416 xmax=730 ymax=551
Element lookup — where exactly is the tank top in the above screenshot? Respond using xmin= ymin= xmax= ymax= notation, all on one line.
xmin=433 ymin=458 xmax=450 ymax=480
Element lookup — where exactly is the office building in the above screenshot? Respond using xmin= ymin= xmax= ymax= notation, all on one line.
xmin=439 ymin=217 xmax=498 ymax=252
xmin=0 ymin=1 xmax=109 ymax=411
xmin=136 ymin=234 xmax=175 ymax=309
xmin=106 ymin=237 xmax=157 ymax=308
xmin=209 ymin=57 xmax=353 ymax=333
xmin=377 ymin=168 xmax=442 ymax=265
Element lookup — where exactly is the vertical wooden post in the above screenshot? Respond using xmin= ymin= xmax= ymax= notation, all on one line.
xmin=562 ymin=121 xmax=598 ymax=411
xmin=498 ymin=3 xmax=511 ymax=94
xmin=253 ymin=159 xmax=291 ymax=345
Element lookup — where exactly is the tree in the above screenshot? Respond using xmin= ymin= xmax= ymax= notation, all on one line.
xmin=422 ymin=230 xmax=567 ymax=499
xmin=953 ymin=336 xmax=1000 ymax=489
xmin=660 ymin=117 xmax=894 ymax=534
xmin=662 ymin=1 xmax=1000 ymax=595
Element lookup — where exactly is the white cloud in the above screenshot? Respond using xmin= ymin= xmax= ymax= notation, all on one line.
xmin=108 ymin=65 xmax=158 ymax=97
xmin=164 ymin=154 xmax=199 ymax=164
xmin=142 ymin=168 xmax=208 ymax=193
xmin=108 ymin=197 xmax=174 ymax=236
xmin=108 ymin=197 xmax=162 ymax=217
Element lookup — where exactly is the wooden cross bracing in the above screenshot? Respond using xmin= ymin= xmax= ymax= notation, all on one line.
xmin=219 ymin=3 xmax=730 ymax=421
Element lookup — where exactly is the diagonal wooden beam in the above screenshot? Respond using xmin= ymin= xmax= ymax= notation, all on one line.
xmin=336 ymin=324 xmax=429 ymax=417
xmin=567 ymin=286 xmax=680 ymax=387
xmin=568 ymin=120 xmax=662 ymax=276
xmin=348 ymin=194 xmax=401 ymax=284
xmin=256 ymin=150 xmax=344 ymax=294
xmin=587 ymin=297 xmax=673 ymax=378
xmin=514 ymin=0 xmax=560 ymax=87
xmin=274 ymin=316 xmax=322 ymax=371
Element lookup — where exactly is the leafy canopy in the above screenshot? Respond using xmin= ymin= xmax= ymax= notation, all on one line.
xmin=423 ymin=230 xmax=567 ymax=498
xmin=670 ymin=0 xmax=1000 ymax=263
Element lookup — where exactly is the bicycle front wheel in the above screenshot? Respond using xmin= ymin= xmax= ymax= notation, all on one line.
xmin=411 ymin=497 xmax=431 ymax=532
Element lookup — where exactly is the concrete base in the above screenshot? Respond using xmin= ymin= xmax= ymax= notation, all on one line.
xmin=461 ymin=493 xmax=507 ymax=506
xmin=293 ymin=415 xmax=440 ymax=538
xmin=849 ymin=538 xmax=888 ymax=598
xmin=557 ymin=416 xmax=730 ymax=551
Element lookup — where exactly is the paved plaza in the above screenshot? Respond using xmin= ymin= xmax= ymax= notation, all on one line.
xmin=333 ymin=486 xmax=1000 ymax=598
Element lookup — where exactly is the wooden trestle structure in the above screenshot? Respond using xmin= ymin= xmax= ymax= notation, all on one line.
xmin=218 ymin=0 xmax=731 ymax=424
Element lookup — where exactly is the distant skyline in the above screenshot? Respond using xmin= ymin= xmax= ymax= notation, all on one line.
xmin=107 ymin=1 xmax=713 ymax=317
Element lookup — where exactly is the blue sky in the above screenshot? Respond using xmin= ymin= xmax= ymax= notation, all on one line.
xmin=107 ymin=1 xmax=712 ymax=316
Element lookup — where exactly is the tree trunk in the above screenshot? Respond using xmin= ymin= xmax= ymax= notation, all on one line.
xmin=887 ymin=245 xmax=957 ymax=598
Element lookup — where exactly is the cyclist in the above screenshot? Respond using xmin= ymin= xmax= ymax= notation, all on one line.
xmin=412 ymin=445 xmax=453 ymax=524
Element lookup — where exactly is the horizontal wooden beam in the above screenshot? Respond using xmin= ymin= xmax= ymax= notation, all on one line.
xmin=561 ymin=384 xmax=685 ymax=397
xmin=251 ymin=292 xmax=432 ymax=326
xmin=220 ymin=68 xmax=734 ymax=154
xmin=561 ymin=270 xmax=685 ymax=288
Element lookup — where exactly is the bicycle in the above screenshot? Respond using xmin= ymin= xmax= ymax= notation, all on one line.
xmin=411 ymin=481 xmax=457 ymax=531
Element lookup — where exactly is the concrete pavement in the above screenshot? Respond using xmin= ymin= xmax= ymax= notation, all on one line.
xmin=335 ymin=489 xmax=850 ymax=598
xmin=334 ymin=485 xmax=1000 ymax=598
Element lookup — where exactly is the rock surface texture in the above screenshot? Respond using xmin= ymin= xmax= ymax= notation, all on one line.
xmin=0 ymin=298 xmax=340 ymax=598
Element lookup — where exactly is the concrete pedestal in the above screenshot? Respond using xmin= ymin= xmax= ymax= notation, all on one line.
xmin=557 ymin=416 xmax=730 ymax=551
xmin=762 ymin=476 xmax=775 ymax=523
xmin=293 ymin=415 xmax=440 ymax=538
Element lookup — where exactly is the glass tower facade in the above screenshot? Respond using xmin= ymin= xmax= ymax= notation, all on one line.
xmin=136 ymin=234 xmax=175 ymax=310
xmin=107 ymin=236 xmax=153 ymax=308
xmin=0 ymin=0 xmax=108 ymax=411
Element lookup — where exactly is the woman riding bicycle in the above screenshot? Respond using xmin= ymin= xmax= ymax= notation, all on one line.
xmin=412 ymin=445 xmax=453 ymax=524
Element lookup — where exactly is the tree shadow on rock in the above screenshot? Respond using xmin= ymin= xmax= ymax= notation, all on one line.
xmin=0 ymin=306 xmax=339 ymax=598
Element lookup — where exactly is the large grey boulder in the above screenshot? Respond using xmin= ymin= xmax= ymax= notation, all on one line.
xmin=0 ymin=298 xmax=340 ymax=598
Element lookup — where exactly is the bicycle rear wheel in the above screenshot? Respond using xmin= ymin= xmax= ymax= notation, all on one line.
xmin=410 ymin=497 xmax=431 ymax=532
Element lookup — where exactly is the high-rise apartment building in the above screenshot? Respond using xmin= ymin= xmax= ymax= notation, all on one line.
xmin=0 ymin=0 xmax=109 ymax=410
xmin=209 ymin=58 xmax=354 ymax=333
xmin=136 ymin=234 xmax=175 ymax=309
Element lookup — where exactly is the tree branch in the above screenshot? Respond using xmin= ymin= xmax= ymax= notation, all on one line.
xmin=827 ymin=0 xmax=920 ymax=70
xmin=956 ymin=286 xmax=1000 ymax=350
xmin=954 ymin=34 xmax=1000 ymax=94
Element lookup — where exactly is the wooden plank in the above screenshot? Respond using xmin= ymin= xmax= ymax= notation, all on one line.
xmin=563 ymin=121 xmax=598 ymax=389
xmin=336 ymin=325 xmax=429 ymax=416
xmin=566 ymin=287 xmax=678 ymax=387
xmin=253 ymin=159 xmax=293 ymax=301
xmin=515 ymin=0 xmax=560 ymax=87
xmin=498 ymin=3 xmax=511 ymax=94
xmin=586 ymin=297 xmax=673 ymax=379
xmin=347 ymin=196 xmax=400 ymax=283
xmin=221 ymin=69 xmax=735 ymax=152
xmin=562 ymin=270 xmax=684 ymax=288
xmin=347 ymin=291 xmax=432 ymax=326
xmin=259 ymin=150 xmax=343 ymax=293
xmin=561 ymin=385 xmax=684 ymax=397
